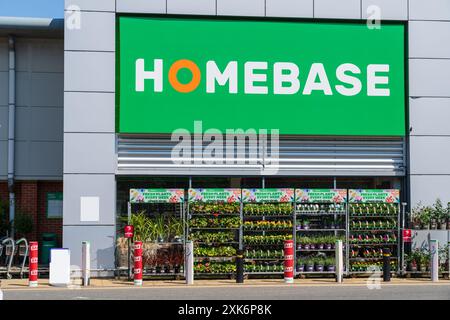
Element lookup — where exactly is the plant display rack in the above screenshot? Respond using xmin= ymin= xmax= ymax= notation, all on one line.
xmin=294 ymin=189 xmax=348 ymax=276
xmin=128 ymin=189 xmax=186 ymax=277
xmin=242 ymin=189 xmax=294 ymax=276
xmin=187 ymin=189 xmax=241 ymax=277
xmin=348 ymin=189 xmax=400 ymax=274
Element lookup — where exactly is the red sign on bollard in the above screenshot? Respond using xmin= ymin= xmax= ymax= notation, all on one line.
xmin=124 ymin=225 xmax=134 ymax=239
xmin=284 ymin=240 xmax=294 ymax=283
xmin=403 ymin=229 xmax=412 ymax=243
xmin=133 ymin=241 xmax=143 ymax=286
xmin=29 ymin=241 xmax=38 ymax=287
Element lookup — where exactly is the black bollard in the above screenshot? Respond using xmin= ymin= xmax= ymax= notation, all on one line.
xmin=236 ymin=249 xmax=244 ymax=283
xmin=383 ymin=248 xmax=391 ymax=282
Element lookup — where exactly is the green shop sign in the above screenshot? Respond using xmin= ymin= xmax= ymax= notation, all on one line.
xmin=130 ymin=189 xmax=185 ymax=203
xmin=242 ymin=189 xmax=294 ymax=203
xmin=118 ymin=17 xmax=405 ymax=136
xmin=348 ymin=189 xmax=400 ymax=203
xmin=295 ymin=189 xmax=347 ymax=203
xmin=188 ymin=188 xmax=241 ymax=203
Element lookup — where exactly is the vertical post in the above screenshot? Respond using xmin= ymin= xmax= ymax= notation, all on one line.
xmin=127 ymin=201 xmax=131 ymax=280
xmin=29 ymin=241 xmax=38 ymax=287
xmin=383 ymin=248 xmax=391 ymax=282
xmin=81 ymin=241 xmax=90 ymax=286
xmin=335 ymin=240 xmax=343 ymax=283
xmin=133 ymin=241 xmax=143 ymax=286
xmin=430 ymin=239 xmax=439 ymax=282
xmin=333 ymin=177 xmax=337 ymax=189
xmin=261 ymin=177 xmax=265 ymax=189
xmin=185 ymin=240 xmax=194 ymax=285
xmin=401 ymin=202 xmax=407 ymax=275
xmin=284 ymin=239 xmax=294 ymax=283
xmin=236 ymin=200 xmax=244 ymax=283
xmin=236 ymin=249 xmax=244 ymax=283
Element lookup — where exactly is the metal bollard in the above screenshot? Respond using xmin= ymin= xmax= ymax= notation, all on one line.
xmin=236 ymin=249 xmax=244 ymax=283
xmin=430 ymin=239 xmax=439 ymax=282
xmin=185 ymin=241 xmax=194 ymax=285
xmin=335 ymin=240 xmax=343 ymax=283
xmin=284 ymin=240 xmax=294 ymax=284
xmin=81 ymin=241 xmax=90 ymax=286
xmin=383 ymin=248 xmax=391 ymax=282
xmin=133 ymin=241 xmax=143 ymax=286
xmin=29 ymin=241 xmax=38 ymax=287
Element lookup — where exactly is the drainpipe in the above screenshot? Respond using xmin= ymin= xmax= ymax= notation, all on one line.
xmin=7 ymin=35 xmax=15 ymax=237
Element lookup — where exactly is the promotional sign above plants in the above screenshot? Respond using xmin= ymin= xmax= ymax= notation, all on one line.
xmin=129 ymin=189 xmax=184 ymax=203
xmin=242 ymin=188 xmax=295 ymax=203
xmin=295 ymin=189 xmax=347 ymax=203
xmin=188 ymin=188 xmax=241 ymax=203
xmin=118 ymin=17 xmax=405 ymax=136
xmin=348 ymin=189 xmax=400 ymax=203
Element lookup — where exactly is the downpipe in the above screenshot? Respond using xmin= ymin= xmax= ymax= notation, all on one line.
xmin=7 ymin=35 xmax=15 ymax=237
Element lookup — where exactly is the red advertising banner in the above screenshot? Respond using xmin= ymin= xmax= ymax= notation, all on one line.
xmin=284 ymin=240 xmax=294 ymax=283
xmin=29 ymin=241 xmax=38 ymax=287
xmin=133 ymin=241 xmax=143 ymax=286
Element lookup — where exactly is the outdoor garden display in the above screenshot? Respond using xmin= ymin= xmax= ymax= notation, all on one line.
xmin=348 ymin=189 xmax=400 ymax=274
xmin=119 ymin=189 xmax=186 ymax=277
xmin=295 ymin=189 xmax=348 ymax=274
xmin=410 ymin=199 xmax=450 ymax=230
xmin=242 ymin=189 xmax=294 ymax=275
xmin=188 ymin=189 xmax=242 ymax=276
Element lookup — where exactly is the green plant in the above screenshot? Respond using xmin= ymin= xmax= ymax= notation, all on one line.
xmin=128 ymin=211 xmax=156 ymax=242
xmin=433 ymin=199 xmax=447 ymax=227
xmin=0 ymin=199 xmax=9 ymax=236
xmin=13 ymin=211 xmax=33 ymax=236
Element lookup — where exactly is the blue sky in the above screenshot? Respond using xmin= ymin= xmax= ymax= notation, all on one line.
xmin=0 ymin=0 xmax=63 ymax=18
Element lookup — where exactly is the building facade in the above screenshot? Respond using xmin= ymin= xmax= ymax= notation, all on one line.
xmin=1 ymin=0 xmax=449 ymax=272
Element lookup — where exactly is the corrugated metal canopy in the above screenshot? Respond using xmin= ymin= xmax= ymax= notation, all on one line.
xmin=117 ymin=135 xmax=405 ymax=177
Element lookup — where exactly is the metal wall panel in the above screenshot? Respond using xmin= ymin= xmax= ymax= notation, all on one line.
xmin=64 ymin=51 xmax=115 ymax=92
xmin=64 ymin=133 xmax=116 ymax=174
xmin=409 ymin=0 xmax=450 ymax=21
xmin=409 ymin=21 xmax=450 ymax=59
xmin=266 ymin=0 xmax=314 ymax=18
xmin=65 ymin=0 xmax=115 ymax=12
xmin=64 ymin=11 xmax=115 ymax=52
xmin=63 ymin=225 xmax=115 ymax=270
xmin=361 ymin=0 xmax=408 ymax=20
xmin=167 ymin=0 xmax=216 ymax=15
xmin=117 ymin=135 xmax=405 ymax=176
xmin=63 ymin=173 xmax=116 ymax=225
xmin=116 ymin=0 xmax=166 ymax=14
xmin=409 ymin=59 xmax=450 ymax=97
xmin=64 ymin=92 xmax=115 ymax=133
xmin=314 ymin=0 xmax=361 ymax=19
xmin=217 ymin=0 xmax=265 ymax=16
xmin=410 ymin=98 xmax=450 ymax=136
xmin=410 ymin=175 xmax=450 ymax=206
xmin=410 ymin=136 xmax=450 ymax=175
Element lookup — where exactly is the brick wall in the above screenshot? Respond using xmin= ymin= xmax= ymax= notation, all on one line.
xmin=0 ymin=181 xmax=62 ymax=245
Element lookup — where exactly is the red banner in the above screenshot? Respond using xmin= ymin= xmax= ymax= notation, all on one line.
xmin=29 ymin=241 xmax=38 ymax=287
xmin=284 ymin=240 xmax=294 ymax=283
xmin=134 ymin=241 xmax=143 ymax=286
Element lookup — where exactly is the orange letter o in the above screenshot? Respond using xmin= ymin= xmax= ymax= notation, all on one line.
xmin=168 ymin=59 xmax=201 ymax=93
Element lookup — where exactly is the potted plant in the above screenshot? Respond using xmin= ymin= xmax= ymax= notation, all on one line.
xmin=317 ymin=237 xmax=324 ymax=250
xmin=432 ymin=199 xmax=448 ymax=230
xmin=296 ymin=258 xmax=305 ymax=272
xmin=314 ymin=257 xmax=324 ymax=272
xmin=325 ymin=257 xmax=336 ymax=272
xmin=305 ymin=258 xmax=314 ymax=272
xmin=302 ymin=237 xmax=310 ymax=250
xmin=302 ymin=219 xmax=310 ymax=230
